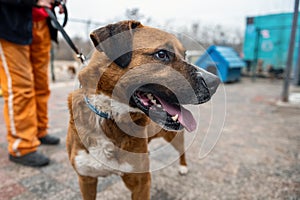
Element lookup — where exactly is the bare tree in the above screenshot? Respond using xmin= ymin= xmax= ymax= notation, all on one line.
xmin=125 ymin=8 xmax=151 ymax=23
xmin=172 ymin=22 xmax=244 ymax=53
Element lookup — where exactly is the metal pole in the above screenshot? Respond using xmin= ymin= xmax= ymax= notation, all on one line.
xmin=50 ymin=44 xmax=56 ymax=82
xmin=295 ymin=30 xmax=300 ymax=86
xmin=251 ymin=27 xmax=260 ymax=82
xmin=282 ymin=0 xmax=299 ymax=102
xmin=86 ymin=19 xmax=91 ymax=39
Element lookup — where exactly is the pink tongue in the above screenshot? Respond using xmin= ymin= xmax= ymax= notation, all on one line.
xmin=137 ymin=93 xmax=150 ymax=106
xmin=154 ymin=96 xmax=197 ymax=132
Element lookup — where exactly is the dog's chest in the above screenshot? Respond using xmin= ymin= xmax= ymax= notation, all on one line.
xmin=75 ymin=148 xmax=118 ymax=177
xmin=74 ymin=121 xmax=133 ymax=177
xmin=73 ymin=94 xmax=142 ymax=177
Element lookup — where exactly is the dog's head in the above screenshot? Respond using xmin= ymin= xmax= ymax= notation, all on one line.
xmin=80 ymin=20 xmax=220 ymax=132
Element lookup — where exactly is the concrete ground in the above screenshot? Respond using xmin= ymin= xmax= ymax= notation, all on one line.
xmin=0 ymin=77 xmax=299 ymax=200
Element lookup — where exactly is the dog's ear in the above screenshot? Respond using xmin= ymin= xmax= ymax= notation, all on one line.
xmin=90 ymin=20 xmax=142 ymax=68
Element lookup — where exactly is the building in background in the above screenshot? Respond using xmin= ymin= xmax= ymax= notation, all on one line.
xmin=243 ymin=12 xmax=300 ymax=75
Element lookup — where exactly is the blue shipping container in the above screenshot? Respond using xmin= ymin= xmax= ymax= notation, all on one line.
xmin=243 ymin=12 xmax=300 ymax=70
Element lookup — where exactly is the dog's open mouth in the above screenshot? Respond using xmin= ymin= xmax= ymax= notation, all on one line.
xmin=130 ymin=88 xmax=197 ymax=132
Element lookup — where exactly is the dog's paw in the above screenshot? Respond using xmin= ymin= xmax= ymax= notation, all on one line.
xmin=178 ymin=165 xmax=189 ymax=175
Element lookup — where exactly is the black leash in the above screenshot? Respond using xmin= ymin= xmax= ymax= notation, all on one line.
xmin=45 ymin=3 xmax=110 ymax=118
xmin=45 ymin=6 xmax=86 ymax=64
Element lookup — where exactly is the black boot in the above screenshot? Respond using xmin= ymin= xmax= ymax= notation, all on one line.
xmin=9 ymin=152 xmax=49 ymax=167
xmin=39 ymin=135 xmax=60 ymax=145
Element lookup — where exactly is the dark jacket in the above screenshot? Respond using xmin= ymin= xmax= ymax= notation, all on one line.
xmin=0 ymin=0 xmax=58 ymax=45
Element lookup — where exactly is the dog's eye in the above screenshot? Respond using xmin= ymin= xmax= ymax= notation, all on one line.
xmin=154 ymin=50 xmax=170 ymax=62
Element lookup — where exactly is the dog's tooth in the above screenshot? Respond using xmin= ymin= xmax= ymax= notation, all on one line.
xmin=156 ymin=104 xmax=162 ymax=108
xmin=171 ymin=114 xmax=179 ymax=121
xmin=151 ymin=99 xmax=157 ymax=105
xmin=147 ymin=93 xmax=153 ymax=100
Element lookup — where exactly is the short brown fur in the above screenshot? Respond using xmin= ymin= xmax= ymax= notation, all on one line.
xmin=67 ymin=20 xmax=219 ymax=200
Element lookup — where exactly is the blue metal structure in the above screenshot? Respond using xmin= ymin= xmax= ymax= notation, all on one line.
xmin=195 ymin=45 xmax=246 ymax=82
xmin=243 ymin=12 xmax=300 ymax=70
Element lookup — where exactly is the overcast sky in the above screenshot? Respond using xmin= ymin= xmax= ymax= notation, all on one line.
xmin=63 ymin=0 xmax=295 ymax=39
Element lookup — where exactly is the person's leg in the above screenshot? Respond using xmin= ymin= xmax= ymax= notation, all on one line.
xmin=30 ymin=20 xmax=59 ymax=145
xmin=0 ymin=39 xmax=40 ymax=157
xmin=30 ymin=20 xmax=51 ymax=138
xmin=0 ymin=76 xmax=2 ymax=97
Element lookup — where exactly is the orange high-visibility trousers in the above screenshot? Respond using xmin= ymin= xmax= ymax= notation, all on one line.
xmin=0 ymin=20 xmax=51 ymax=157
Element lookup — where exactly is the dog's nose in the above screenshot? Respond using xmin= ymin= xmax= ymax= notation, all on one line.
xmin=197 ymin=70 xmax=220 ymax=95
xmin=204 ymin=72 xmax=220 ymax=95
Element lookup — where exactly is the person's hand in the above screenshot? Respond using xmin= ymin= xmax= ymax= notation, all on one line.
xmin=58 ymin=5 xmax=64 ymax=14
xmin=58 ymin=0 xmax=67 ymax=14
xmin=36 ymin=0 xmax=54 ymax=8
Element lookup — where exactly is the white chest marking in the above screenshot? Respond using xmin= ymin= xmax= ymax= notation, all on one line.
xmin=74 ymin=93 xmax=137 ymax=178
xmin=75 ymin=147 xmax=133 ymax=178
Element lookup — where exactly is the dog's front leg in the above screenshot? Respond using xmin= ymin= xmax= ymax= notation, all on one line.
xmin=78 ymin=175 xmax=98 ymax=200
xmin=121 ymin=172 xmax=151 ymax=200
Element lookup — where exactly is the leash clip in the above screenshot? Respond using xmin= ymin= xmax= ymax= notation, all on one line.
xmin=77 ymin=53 xmax=86 ymax=64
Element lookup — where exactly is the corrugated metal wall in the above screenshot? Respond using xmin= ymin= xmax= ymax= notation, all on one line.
xmin=243 ymin=13 xmax=300 ymax=70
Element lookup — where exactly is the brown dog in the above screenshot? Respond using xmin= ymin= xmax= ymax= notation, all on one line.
xmin=67 ymin=20 xmax=220 ymax=200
